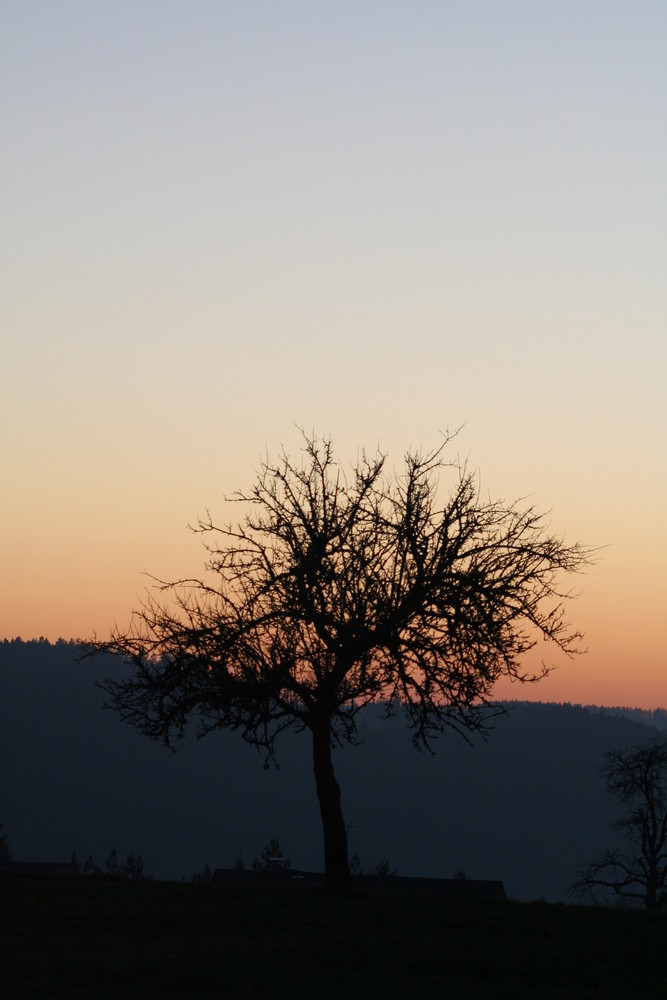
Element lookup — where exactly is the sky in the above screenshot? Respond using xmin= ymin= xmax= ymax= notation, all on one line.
xmin=1 ymin=1 xmax=665 ymax=709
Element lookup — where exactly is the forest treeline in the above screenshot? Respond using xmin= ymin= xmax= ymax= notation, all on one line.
xmin=4 ymin=638 xmax=664 ymax=730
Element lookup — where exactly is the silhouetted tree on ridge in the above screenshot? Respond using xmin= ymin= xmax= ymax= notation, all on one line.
xmin=92 ymin=430 xmax=592 ymax=888
xmin=572 ymin=736 xmax=667 ymax=909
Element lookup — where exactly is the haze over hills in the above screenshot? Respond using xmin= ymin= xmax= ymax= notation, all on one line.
xmin=1 ymin=639 xmax=664 ymax=901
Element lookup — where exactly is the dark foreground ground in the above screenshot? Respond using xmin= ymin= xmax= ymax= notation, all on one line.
xmin=2 ymin=874 xmax=665 ymax=998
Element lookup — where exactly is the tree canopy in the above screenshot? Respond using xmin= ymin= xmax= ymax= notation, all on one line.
xmin=96 ymin=431 xmax=592 ymax=887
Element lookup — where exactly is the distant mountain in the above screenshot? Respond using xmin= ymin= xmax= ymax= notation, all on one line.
xmin=502 ymin=699 xmax=667 ymax=732
xmin=583 ymin=705 xmax=667 ymax=731
xmin=1 ymin=638 xmax=663 ymax=901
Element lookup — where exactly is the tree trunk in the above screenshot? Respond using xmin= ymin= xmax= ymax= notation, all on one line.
xmin=312 ymin=720 xmax=350 ymax=889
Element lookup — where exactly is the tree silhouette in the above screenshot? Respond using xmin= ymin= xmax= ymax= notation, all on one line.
xmin=252 ymin=837 xmax=291 ymax=871
xmin=123 ymin=852 xmax=144 ymax=879
xmin=572 ymin=736 xmax=667 ymax=909
xmin=191 ymin=862 xmax=213 ymax=883
xmin=106 ymin=846 xmax=120 ymax=877
xmin=95 ymin=431 xmax=591 ymax=888
xmin=82 ymin=853 xmax=102 ymax=877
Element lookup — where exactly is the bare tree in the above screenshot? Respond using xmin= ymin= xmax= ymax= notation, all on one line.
xmin=572 ymin=736 xmax=667 ymax=909
xmin=94 ymin=431 xmax=591 ymax=888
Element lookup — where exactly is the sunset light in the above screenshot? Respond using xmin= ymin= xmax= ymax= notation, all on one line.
xmin=1 ymin=1 xmax=665 ymax=713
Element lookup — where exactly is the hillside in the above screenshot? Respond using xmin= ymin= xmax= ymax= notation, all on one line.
xmin=3 ymin=875 xmax=666 ymax=998
xmin=1 ymin=638 xmax=662 ymax=901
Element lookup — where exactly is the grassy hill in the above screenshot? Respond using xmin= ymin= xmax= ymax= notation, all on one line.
xmin=2 ymin=873 xmax=665 ymax=998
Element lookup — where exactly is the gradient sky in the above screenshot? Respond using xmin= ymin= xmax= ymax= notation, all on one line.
xmin=2 ymin=1 xmax=665 ymax=709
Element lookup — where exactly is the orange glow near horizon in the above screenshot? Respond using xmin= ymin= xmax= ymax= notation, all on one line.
xmin=1 ymin=4 xmax=665 ymax=713
xmin=1 ymin=537 xmax=664 ymax=711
